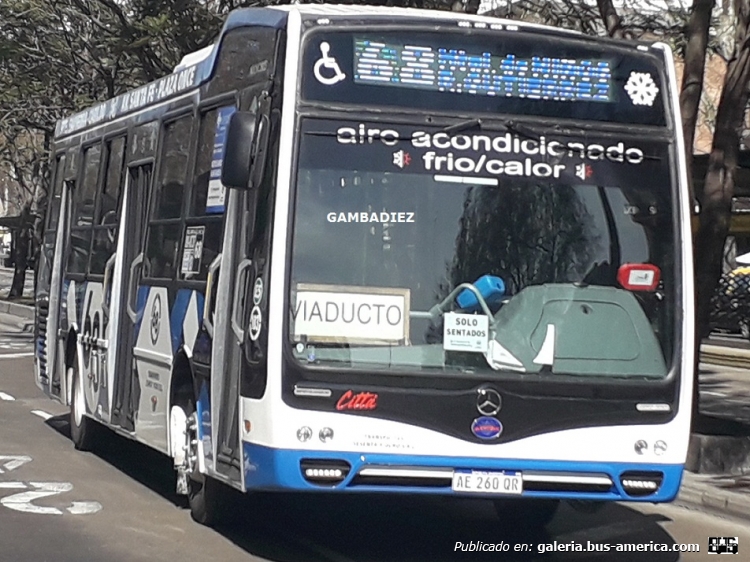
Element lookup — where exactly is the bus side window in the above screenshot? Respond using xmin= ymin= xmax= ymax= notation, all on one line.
xmin=66 ymin=144 xmax=101 ymax=275
xmin=181 ymin=106 xmax=230 ymax=282
xmin=90 ymin=136 xmax=126 ymax=275
xmin=47 ymin=156 xmax=66 ymax=233
xmin=145 ymin=117 xmax=193 ymax=279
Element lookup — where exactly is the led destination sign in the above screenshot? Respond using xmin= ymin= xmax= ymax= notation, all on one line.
xmin=354 ymin=38 xmax=613 ymax=102
xmin=302 ymin=30 xmax=667 ymax=126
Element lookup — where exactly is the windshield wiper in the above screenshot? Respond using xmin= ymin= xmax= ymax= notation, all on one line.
xmin=502 ymin=120 xmax=661 ymax=161
xmin=441 ymin=118 xmax=483 ymax=135
xmin=306 ymin=118 xmax=484 ymax=140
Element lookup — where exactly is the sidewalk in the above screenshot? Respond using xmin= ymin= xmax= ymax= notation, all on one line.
xmin=0 ymin=266 xmax=35 ymax=320
xmin=0 ymin=300 xmax=34 ymax=320
xmin=680 ymin=357 xmax=750 ymax=519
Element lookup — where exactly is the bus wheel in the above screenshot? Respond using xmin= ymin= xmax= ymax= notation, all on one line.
xmin=493 ymin=498 xmax=559 ymax=529
xmin=184 ymin=405 xmax=226 ymax=527
xmin=69 ymin=362 xmax=99 ymax=451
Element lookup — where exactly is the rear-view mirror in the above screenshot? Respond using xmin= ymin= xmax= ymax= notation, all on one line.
xmin=221 ymin=111 xmax=257 ymax=189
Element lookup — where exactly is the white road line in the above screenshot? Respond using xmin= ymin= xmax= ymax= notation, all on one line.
xmin=66 ymin=501 xmax=103 ymax=515
xmin=0 ymin=456 xmax=32 ymax=472
xmin=0 ymin=392 xmax=15 ymax=401
xmin=30 ymin=410 xmax=53 ymax=421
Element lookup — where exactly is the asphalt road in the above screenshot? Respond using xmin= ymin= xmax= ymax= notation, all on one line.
xmin=2 ymin=313 xmax=750 ymax=561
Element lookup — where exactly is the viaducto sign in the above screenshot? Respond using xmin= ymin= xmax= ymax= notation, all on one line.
xmin=292 ymin=284 xmax=411 ymax=345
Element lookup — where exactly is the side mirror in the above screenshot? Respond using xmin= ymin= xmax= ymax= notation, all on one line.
xmin=221 ymin=111 xmax=257 ymax=189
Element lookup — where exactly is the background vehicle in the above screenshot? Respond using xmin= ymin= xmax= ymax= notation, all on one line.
xmin=710 ymin=266 xmax=750 ymax=340
xmin=35 ymin=5 xmax=694 ymax=528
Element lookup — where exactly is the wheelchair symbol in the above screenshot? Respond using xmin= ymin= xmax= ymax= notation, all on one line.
xmin=314 ymin=42 xmax=346 ymax=86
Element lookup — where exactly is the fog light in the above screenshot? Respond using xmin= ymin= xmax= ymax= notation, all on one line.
xmin=620 ymin=471 xmax=663 ymax=497
xmin=301 ymin=459 xmax=351 ymax=485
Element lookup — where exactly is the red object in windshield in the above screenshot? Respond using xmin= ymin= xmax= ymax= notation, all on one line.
xmin=617 ymin=263 xmax=661 ymax=291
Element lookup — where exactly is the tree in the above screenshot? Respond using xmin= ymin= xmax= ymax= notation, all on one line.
xmin=478 ymin=0 xmax=750 ymax=424
xmin=0 ymin=129 xmax=49 ymax=298
xmin=694 ymin=1 xmax=750 ymax=341
xmin=0 ymin=0 xmax=226 ymax=298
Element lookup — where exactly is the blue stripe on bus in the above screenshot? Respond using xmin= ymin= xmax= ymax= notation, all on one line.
xmin=170 ymin=289 xmax=192 ymax=354
xmin=197 ymin=382 xmax=213 ymax=463
xmin=75 ymin=281 xmax=87 ymax=328
xmin=240 ymin=442 xmax=683 ymax=502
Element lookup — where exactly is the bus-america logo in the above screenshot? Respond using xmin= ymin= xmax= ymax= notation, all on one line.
xmin=471 ymin=417 xmax=503 ymax=439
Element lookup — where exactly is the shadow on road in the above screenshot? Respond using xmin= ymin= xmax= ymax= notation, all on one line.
xmin=45 ymin=414 xmax=185 ymax=508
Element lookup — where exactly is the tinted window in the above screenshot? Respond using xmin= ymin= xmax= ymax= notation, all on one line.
xmin=73 ymin=144 xmax=101 ymax=227
xmin=288 ymin=119 xmax=676 ymax=379
xmin=154 ymin=118 xmax=192 ymax=219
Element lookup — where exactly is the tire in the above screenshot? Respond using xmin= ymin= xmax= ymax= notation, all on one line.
xmin=69 ymin=362 xmax=99 ymax=451
xmin=184 ymin=404 xmax=228 ymax=527
xmin=493 ymin=498 xmax=560 ymax=529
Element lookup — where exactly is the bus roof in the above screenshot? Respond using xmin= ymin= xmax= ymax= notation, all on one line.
xmin=55 ymin=5 xmax=628 ymax=140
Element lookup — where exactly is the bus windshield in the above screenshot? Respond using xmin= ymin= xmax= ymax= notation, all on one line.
xmin=288 ymin=119 xmax=676 ymax=379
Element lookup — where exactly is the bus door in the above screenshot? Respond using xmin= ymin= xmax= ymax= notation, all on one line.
xmin=53 ymin=149 xmax=82 ymax=402
xmin=112 ymin=163 xmax=152 ymax=432
xmin=209 ymin=185 xmax=244 ymax=485
xmin=211 ymin=87 xmax=270 ymax=487
xmin=40 ymin=155 xmax=68 ymax=395
xmin=78 ymin=137 xmax=127 ymax=424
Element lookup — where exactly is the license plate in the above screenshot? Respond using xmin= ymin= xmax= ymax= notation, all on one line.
xmin=451 ymin=470 xmax=523 ymax=495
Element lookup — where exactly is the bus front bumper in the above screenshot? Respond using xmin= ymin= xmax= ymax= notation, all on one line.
xmin=241 ymin=442 xmax=683 ymax=502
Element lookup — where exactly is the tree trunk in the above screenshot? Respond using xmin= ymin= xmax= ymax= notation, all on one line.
xmin=694 ymin=0 xmax=750 ymax=422
xmin=680 ymin=0 xmax=715 ymax=206
xmin=8 ymin=227 xmax=28 ymax=299
xmin=597 ymin=0 xmax=626 ymax=38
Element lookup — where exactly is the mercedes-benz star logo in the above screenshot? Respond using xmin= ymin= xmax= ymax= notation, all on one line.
xmin=476 ymin=388 xmax=502 ymax=416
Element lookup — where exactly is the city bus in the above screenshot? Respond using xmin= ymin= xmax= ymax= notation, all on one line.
xmin=34 ymin=4 xmax=694 ymax=527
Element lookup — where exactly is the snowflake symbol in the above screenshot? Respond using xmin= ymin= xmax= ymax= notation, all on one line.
xmin=624 ymin=72 xmax=659 ymax=106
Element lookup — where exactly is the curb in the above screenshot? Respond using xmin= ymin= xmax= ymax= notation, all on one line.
xmin=686 ymin=433 xmax=750 ymax=474
xmin=678 ymin=471 xmax=750 ymax=521
xmin=0 ymin=300 xmax=35 ymax=321
xmin=701 ymin=344 xmax=750 ymax=369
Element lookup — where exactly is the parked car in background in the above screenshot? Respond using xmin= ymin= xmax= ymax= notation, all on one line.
xmin=710 ymin=266 xmax=750 ymax=340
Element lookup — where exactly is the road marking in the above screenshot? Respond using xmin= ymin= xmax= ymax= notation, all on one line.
xmin=66 ymin=501 xmax=103 ymax=515
xmin=30 ymin=410 xmax=53 ymax=421
xmin=0 ymin=392 xmax=14 ymax=401
xmin=0 ymin=456 xmax=102 ymax=516
xmin=0 ymin=352 xmax=35 ymax=359
xmin=0 ymin=482 xmax=102 ymax=516
xmin=0 ymin=455 xmax=32 ymax=473
xmin=1 ymin=481 xmax=73 ymax=515
xmin=702 ymin=391 xmax=728 ymax=397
